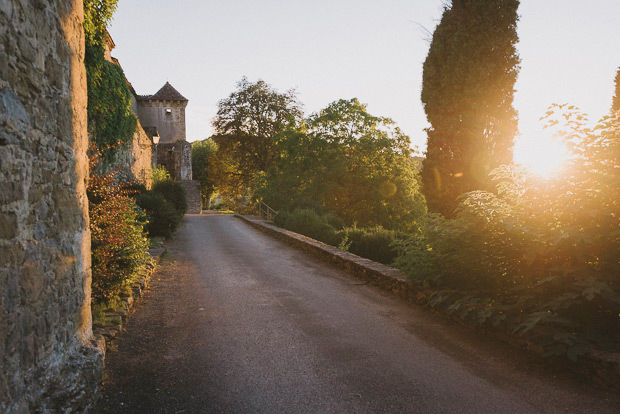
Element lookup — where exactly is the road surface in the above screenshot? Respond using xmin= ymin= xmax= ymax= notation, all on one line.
xmin=94 ymin=214 xmax=620 ymax=413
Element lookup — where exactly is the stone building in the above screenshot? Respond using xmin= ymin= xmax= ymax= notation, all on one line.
xmin=105 ymin=34 xmax=200 ymax=212
xmin=132 ymin=82 xmax=201 ymax=213
xmin=135 ymin=82 xmax=192 ymax=181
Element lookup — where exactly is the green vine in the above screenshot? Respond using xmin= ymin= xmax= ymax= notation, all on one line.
xmin=84 ymin=0 xmax=136 ymax=160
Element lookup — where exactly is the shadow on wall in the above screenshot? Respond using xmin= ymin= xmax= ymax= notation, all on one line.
xmin=0 ymin=1 xmax=104 ymax=412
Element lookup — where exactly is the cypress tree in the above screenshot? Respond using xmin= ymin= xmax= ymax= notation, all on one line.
xmin=421 ymin=0 xmax=520 ymax=216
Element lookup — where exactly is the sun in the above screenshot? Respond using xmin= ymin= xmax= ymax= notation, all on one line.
xmin=513 ymin=130 xmax=569 ymax=177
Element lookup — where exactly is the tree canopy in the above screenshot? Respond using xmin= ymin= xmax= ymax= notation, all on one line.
xmin=258 ymin=98 xmax=426 ymax=230
xmin=191 ymin=138 xmax=218 ymax=207
xmin=421 ymin=0 xmax=520 ymax=216
xmin=211 ymin=77 xmax=303 ymax=200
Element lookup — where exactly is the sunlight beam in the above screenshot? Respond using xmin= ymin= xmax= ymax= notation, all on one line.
xmin=513 ymin=130 xmax=569 ymax=177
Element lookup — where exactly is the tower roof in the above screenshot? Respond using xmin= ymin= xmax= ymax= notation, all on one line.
xmin=142 ymin=82 xmax=188 ymax=102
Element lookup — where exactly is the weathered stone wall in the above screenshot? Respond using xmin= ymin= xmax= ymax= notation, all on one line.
xmin=179 ymin=181 xmax=202 ymax=214
xmin=103 ymin=119 xmax=154 ymax=188
xmin=0 ymin=1 xmax=103 ymax=412
xmin=137 ymin=100 xmax=187 ymax=144
xmin=129 ymin=122 xmax=154 ymax=186
xmin=178 ymin=140 xmax=192 ymax=181
xmin=156 ymin=141 xmax=192 ymax=182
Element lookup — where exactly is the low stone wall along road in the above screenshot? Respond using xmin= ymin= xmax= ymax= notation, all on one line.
xmin=94 ymin=214 xmax=620 ymax=413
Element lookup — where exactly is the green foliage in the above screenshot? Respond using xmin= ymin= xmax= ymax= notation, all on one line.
xmin=86 ymin=61 xmax=136 ymax=156
xmin=275 ymin=209 xmax=340 ymax=246
xmin=83 ymin=0 xmax=136 ymax=160
xmin=274 ymin=209 xmax=400 ymax=265
xmin=192 ymin=138 xmax=218 ymax=208
xmin=152 ymin=165 xmax=172 ymax=183
xmin=83 ymin=0 xmax=118 ymax=56
xmin=421 ymin=0 xmax=520 ymax=217
xmin=324 ymin=212 xmax=345 ymax=231
xmin=136 ymin=191 xmax=181 ymax=239
xmin=259 ymin=98 xmax=426 ymax=230
xmin=272 ymin=210 xmax=290 ymax=228
xmin=211 ymin=77 xmax=303 ymax=204
xmin=88 ymin=156 xmax=149 ymax=304
xmin=287 ymin=197 xmax=325 ymax=216
xmin=134 ymin=179 xmax=187 ymax=238
xmin=395 ymin=108 xmax=620 ymax=358
xmin=152 ymin=180 xmax=188 ymax=216
xmin=337 ymin=226 xmax=401 ymax=265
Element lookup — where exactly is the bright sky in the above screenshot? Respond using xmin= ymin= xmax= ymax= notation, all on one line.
xmin=109 ymin=0 xmax=620 ymax=159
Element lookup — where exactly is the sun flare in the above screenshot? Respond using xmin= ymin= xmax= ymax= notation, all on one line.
xmin=513 ymin=131 xmax=569 ymax=177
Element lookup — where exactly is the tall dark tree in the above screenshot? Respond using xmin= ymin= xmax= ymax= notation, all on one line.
xmin=421 ymin=0 xmax=520 ymax=216
xmin=211 ymin=77 xmax=302 ymax=198
xmin=613 ymin=67 xmax=620 ymax=112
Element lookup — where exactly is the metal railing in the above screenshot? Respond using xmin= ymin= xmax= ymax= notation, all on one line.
xmin=258 ymin=200 xmax=277 ymax=221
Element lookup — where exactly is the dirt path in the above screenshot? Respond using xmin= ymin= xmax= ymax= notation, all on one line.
xmin=94 ymin=214 xmax=620 ymax=413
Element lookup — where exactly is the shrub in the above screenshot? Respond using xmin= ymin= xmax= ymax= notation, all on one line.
xmin=90 ymin=196 xmax=149 ymax=303
xmin=152 ymin=180 xmax=188 ymax=215
xmin=338 ymin=226 xmax=401 ymax=265
xmin=394 ymin=107 xmax=620 ymax=359
xmin=273 ymin=210 xmax=291 ymax=228
xmin=287 ymin=197 xmax=324 ymax=215
xmin=88 ymin=158 xmax=149 ymax=304
xmin=278 ymin=208 xmax=339 ymax=245
xmin=136 ymin=191 xmax=181 ymax=239
xmin=122 ymin=181 xmax=147 ymax=196
xmin=324 ymin=212 xmax=345 ymax=230
xmin=152 ymin=165 xmax=172 ymax=183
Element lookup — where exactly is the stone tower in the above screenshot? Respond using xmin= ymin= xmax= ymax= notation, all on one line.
xmin=135 ymin=83 xmax=201 ymax=213
xmin=137 ymin=82 xmax=188 ymax=144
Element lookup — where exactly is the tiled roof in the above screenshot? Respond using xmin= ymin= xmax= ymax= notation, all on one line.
xmin=145 ymin=82 xmax=188 ymax=102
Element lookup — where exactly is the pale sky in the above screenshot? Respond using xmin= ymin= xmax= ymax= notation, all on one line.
xmin=109 ymin=0 xmax=620 ymax=158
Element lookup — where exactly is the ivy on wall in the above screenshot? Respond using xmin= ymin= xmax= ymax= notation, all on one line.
xmin=84 ymin=0 xmax=136 ymax=159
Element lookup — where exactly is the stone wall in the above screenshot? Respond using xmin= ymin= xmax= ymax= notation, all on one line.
xmin=179 ymin=181 xmax=202 ymax=214
xmin=156 ymin=141 xmax=192 ymax=181
xmin=103 ymin=119 xmax=154 ymax=188
xmin=178 ymin=140 xmax=192 ymax=181
xmin=136 ymin=99 xmax=187 ymax=144
xmin=0 ymin=1 xmax=103 ymax=412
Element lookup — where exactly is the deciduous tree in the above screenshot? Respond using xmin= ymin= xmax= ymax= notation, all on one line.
xmin=260 ymin=99 xmax=426 ymax=230
xmin=191 ymin=138 xmax=218 ymax=208
xmin=211 ymin=78 xmax=302 ymax=199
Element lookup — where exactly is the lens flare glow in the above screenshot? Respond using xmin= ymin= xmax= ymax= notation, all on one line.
xmin=513 ymin=131 xmax=569 ymax=177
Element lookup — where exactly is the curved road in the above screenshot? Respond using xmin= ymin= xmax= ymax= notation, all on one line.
xmin=94 ymin=214 xmax=619 ymax=413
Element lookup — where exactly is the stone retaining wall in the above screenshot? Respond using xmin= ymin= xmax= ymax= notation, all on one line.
xmin=1 ymin=1 xmax=104 ymax=412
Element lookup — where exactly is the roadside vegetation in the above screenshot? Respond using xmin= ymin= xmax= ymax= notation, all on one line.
xmin=193 ymin=0 xmax=620 ymax=360
xmin=84 ymin=0 xmax=186 ymax=305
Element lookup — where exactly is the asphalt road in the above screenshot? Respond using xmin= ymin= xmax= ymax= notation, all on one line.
xmin=94 ymin=214 xmax=620 ymax=413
